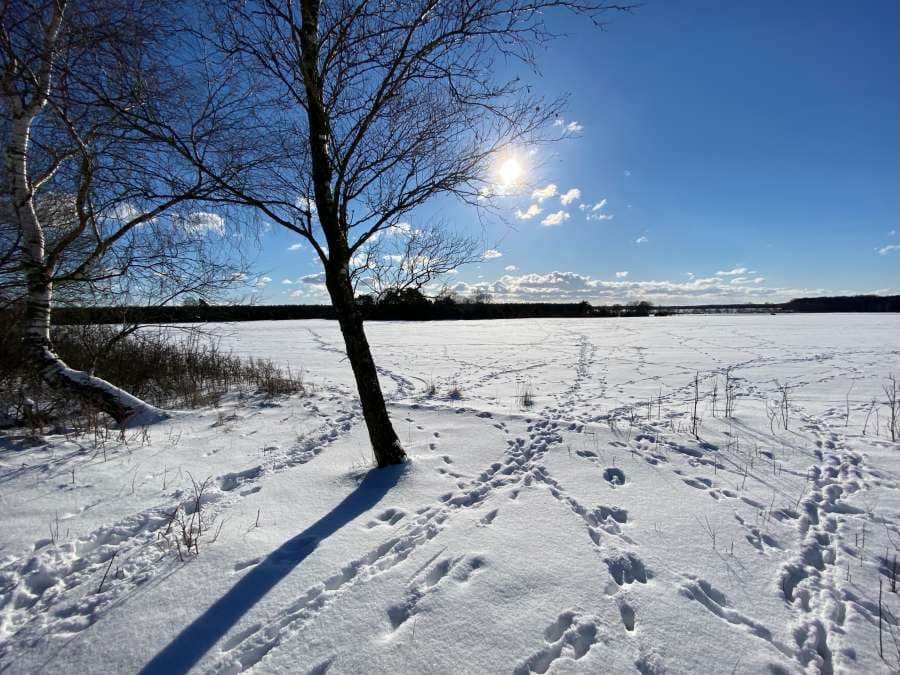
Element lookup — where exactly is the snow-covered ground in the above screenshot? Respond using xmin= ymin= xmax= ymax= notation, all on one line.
xmin=2 ymin=314 xmax=899 ymax=674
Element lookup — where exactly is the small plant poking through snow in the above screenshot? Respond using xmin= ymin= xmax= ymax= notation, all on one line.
xmin=157 ymin=475 xmax=214 ymax=561
xmin=516 ymin=379 xmax=535 ymax=408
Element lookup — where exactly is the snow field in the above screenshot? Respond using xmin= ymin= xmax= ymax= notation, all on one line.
xmin=1 ymin=314 xmax=899 ymax=673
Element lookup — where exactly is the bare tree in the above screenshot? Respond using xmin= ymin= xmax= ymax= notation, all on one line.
xmin=350 ymin=225 xmax=481 ymax=302
xmin=1 ymin=0 xmax=243 ymax=424
xmin=119 ymin=0 xmax=630 ymax=466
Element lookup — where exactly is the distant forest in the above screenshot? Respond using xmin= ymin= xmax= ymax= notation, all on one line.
xmin=44 ymin=294 xmax=900 ymax=325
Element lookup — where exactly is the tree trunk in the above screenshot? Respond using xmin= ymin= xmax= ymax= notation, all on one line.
xmin=7 ymin=107 xmax=164 ymax=428
xmin=21 ymin=264 xmax=166 ymax=426
xmin=326 ymin=263 xmax=406 ymax=468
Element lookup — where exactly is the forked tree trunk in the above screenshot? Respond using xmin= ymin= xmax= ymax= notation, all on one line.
xmin=326 ymin=262 xmax=406 ymax=468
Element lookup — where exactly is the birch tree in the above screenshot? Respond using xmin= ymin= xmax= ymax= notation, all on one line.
xmin=1 ymin=0 xmax=236 ymax=424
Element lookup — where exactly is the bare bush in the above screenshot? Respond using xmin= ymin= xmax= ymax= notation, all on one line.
xmin=885 ymin=374 xmax=898 ymax=442
xmin=0 ymin=323 xmax=304 ymax=429
xmin=157 ymin=475 xmax=213 ymax=561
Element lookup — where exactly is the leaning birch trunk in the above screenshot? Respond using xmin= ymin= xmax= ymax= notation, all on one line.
xmin=6 ymin=104 xmax=165 ymax=427
xmin=325 ymin=261 xmax=406 ymax=468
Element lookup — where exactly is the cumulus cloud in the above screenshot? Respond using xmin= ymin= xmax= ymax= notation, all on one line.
xmin=281 ymin=279 xmax=293 ymax=285
xmin=716 ymin=267 xmax=749 ymax=276
xmin=484 ymin=249 xmax=503 ymax=259
xmin=300 ymin=272 xmax=326 ymax=285
xmin=532 ymin=183 xmax=558 ymax=202
xmin=287 ymin=243 xmax=303 ymax=251
xmin=445 ymin=270 xmax=831 ymax=305
xmin=560 ymin=188 xmax=581 ymax=206
xmin=505 ymin=265 xmax=518 ymax=272
xmin=179 ymin=212 xmax=225 ymax=235
xmin=515 ymin=204 xmax=543 ymax=220
xmin=878 ymin=244 xmax=900 ymax=255
xmin=541 ymin=210 xmax=570 ymax=227
xmin=635 ymin=236 xmax=648 ymax=244
xmin=615 ymin=271 xmax=628 ymax=278
xmin=295 ymin=196 xmax=317 ymax=215
xmin=253 ymin=276 xmax=272 ymax=288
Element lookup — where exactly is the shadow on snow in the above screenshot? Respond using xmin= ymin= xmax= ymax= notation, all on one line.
xmin=140 ymin=464 xmax=406 ymax=675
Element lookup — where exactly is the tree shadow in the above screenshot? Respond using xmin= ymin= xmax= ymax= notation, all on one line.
xmin=139 ymin=463 xmax=406 ymax=675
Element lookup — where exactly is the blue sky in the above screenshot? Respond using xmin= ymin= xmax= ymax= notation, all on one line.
xmin=253 ymin=0 xmax=897 ymax=305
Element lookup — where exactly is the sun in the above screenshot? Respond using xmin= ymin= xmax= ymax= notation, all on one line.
xmin=498 ymin=157 xmax=523 ymax=185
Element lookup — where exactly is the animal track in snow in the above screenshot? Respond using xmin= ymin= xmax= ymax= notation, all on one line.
xmin=604 ymin=553 xmax=649 ymax=592
xmin=364 ymin=508 xmax=406 ymax=529
xmin=386 ymin=554 xmax=486 ymax=631
xmin=514 ymin=610 xmax=599 ymax=675
xmin=603 ymin=467 xmax=626 ymax=486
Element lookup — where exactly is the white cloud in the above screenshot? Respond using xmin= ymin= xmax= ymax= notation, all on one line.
xmin=532 ymin=183 xmax=558 ymax=202
xmin=253 ymin=276 xmax=272 ymax=288
xmin=541 ymin=210 xmax=570 ymax=227
xmin=554 ymin=118 xmax=583 ymax=134
xmin=281 ymin=279 xmax=294 ymax=285
xmin=753 ymin=277 xmax=765 ymax=284
xmin=560 ymin=188 xmax=581 ymax=206
xmin=484 ymin=249 xmax=503 ymax=259
xmin=288 ymin=242 xmax=303 ymax=251
xmin=878 ymin=244 xmax=900 ymax=255
xmin=515 ymin=204 xmax=543 ymax=220
xmin=446 ymin=270 xmax=833 ymax=305
xmin=716 ymin=267 xmax=754 ymax=276
xmin=583 ymin=199 xmax=613 ymax=221
xmin=635 ymin=236 xmax=648 ymax=244
xmin=105 ymin=203 xmax=146 ymax=224
xmin=505 ymin=265 xmax=518 ymax=272
xmin=179 ymin=212 xmax=225 ymax=235
xmin=300 ymin=272 xmax=326 ymax=285
xmin=615 ymin=271 xmax=628 ymax=278
xmin=295 ymin=196 xmax=317 ymax=215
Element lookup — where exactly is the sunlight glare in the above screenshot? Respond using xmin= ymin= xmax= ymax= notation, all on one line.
xmin=498 ymin=157 xmax=523 ymax=185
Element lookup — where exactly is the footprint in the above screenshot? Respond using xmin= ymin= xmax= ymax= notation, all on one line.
xmin=479 ymin=509 xmax=499 ymax=526
xmin=618 ymin=600 xmax=636 ymax=632
xmin=603 ymin=467 xmax=626 ymax=486
xmin=364 ymin=508 xmax=406 ymax=529
xmin=515 ymin=611 xmax=599 ymax=675
xmin=604 ymin=553 xmax=649 ymax=589
xmin=387 ymin=555 xmax=485 ymax=631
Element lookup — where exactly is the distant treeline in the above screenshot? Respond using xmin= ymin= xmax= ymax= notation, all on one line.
xmin=781 ymin=295 xmax=900 ymax=313
xmin=40 ymin=294 xmax=899 ymax=326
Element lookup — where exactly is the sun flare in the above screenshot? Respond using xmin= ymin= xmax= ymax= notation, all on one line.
xmin=498 ymin=157 xmax=523 ymax=185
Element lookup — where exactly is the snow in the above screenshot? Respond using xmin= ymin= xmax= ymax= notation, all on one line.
xmin=2 ymin=314 xmax=899 ymax=674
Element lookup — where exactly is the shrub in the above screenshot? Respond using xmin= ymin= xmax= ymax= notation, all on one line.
xmin=0 ymin=318 xmax=304 ymax=429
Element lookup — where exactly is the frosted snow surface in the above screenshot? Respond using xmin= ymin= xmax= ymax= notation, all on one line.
xmin=1 ymin=314 xmax=899 ymax=674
